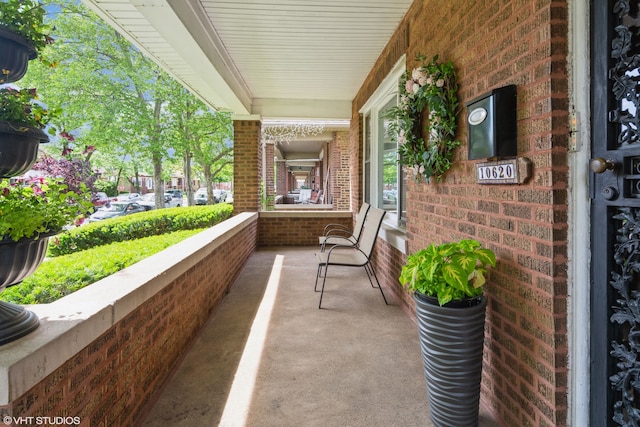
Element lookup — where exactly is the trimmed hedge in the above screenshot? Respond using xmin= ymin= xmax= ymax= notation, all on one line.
xmin=0 ymin=229 xmax=205 ymax=304
xmin=49 ymin=204 xmax=233 ymax=257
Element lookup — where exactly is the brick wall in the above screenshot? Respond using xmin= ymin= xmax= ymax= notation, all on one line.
xmin=0 ymin=219 xmax=258 ymax=426
xmin=372 ymin=239 xmax=414 ymax=321
xmin=276 ymin=161 xmax=287 ymax=196
xmin=264 ymin=141 xmax=275 ymax=204
xmin=233 ymin=120 xmax=261 ymax=213
xmin=350 ymin=117 xmax=364 ymax=212
xmin=352 ymin=1 xmax=569 ymax=426
xmin=331 ymin=130 xmax=351 ymax=210
xmin=258 ymin=212 xmax=352 ymax=246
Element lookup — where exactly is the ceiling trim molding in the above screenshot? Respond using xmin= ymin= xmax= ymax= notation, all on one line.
xmin=167 ymin=0 xmax=253 ymax=112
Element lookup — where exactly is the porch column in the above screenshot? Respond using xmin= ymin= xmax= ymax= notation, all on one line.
xmin=233 ymin=119 xmax=262 ymax=214
xmin=276 ymin=160 xmax=287 ymax=197
xmin=264 ymin=141 xmax=275 ymax=205
xmin=332 ymin=130 xmax=351 ymax=210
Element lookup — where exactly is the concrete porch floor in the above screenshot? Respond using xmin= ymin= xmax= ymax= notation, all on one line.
xmin=141 ymin=246 xmax=499 ymax=427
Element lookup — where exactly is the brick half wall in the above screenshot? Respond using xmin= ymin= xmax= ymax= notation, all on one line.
xmin=0 ymin=213 xmax=258 ymax=426
xmin=258 ymin=211 xmax=353 ymax=246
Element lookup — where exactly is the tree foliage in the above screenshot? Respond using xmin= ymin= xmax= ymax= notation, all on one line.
xmin=20 ymin=0 xmax=233 ymax=203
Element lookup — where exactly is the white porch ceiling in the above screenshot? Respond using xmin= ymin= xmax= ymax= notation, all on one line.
xmin=82 ymin=0 xmax=412 ymax=121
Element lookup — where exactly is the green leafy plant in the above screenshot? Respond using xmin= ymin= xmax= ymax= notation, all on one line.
xmin=0 ymin=177 xmax=93 ymax=242
xmin=399 ymin=239 xmax=496 ymax=306
xmin=387 ymin=54 xmax=460 ymax=182
xmin=0 ymin=87 xmax=63 ymax=135
xmin=48 ymin=204 xmax=233 ymax=256
xmin=260 ymin=181 xmax=275 ymax=211
xmin=0 ymin=0 xmax=52 ymax=55
xmin=0 ymin=228 xmax=205 ymax=304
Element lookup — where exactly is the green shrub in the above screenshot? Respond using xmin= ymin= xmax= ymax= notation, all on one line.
xmin=0 ymin=229 xmax=205 ymax=304
xmin=49 ymin=204 xmax=233 ymax=257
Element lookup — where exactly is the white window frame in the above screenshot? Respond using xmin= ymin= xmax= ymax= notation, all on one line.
xmin=359 ymin=55 xmax=406 ymax=229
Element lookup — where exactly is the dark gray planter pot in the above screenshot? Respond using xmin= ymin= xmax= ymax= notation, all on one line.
xmin=414 ymin=292 xmax=487 ymax=427
xmin=0 ymin=27 xmax=37 ymax=84
xmin=0 ymin=234 xmax=51 ymax=290
xmin=0 ymin=122 xmax=49 ymax=178
xmin=0 ymin=235 xmax=52 ymax=345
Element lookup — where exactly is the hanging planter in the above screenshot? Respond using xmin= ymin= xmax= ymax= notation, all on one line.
xmin=0 ymin=122 xmax=49 ymax=178
xmin=0 ymin=27 xmax=37 ymax=84
xmin=0 ymin=0 xmax=52 ymax=84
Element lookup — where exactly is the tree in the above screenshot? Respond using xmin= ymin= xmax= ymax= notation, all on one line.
xmin=21 ymin=1 xmax=196 ymax=208
xmin=165 ymin=84 xmax=233 ymax=206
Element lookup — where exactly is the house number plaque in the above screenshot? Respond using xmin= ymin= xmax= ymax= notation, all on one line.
xmin=475 ymin=157 xmax=531 ymax=184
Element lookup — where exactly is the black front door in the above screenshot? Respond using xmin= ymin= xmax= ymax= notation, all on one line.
xmin=592 ymin=1 xmax=640 ymax=425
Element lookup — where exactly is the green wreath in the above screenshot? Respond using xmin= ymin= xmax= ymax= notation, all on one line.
xmin=388 ymin=54 xmax=460 ymax=182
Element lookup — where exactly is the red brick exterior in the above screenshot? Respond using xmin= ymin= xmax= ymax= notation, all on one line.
xmin=350 ymin=118 xmax=364 ymax=212
xmin=258 ymin=212 xmax=352 ymax=246
xmin=331 ymin=130 xmax=351 ymax=210
xmin=0 ymin=221 xmax=258 ymax=426
xmin=276 ymin=161 xmax=287 ymax=197
xmin=352 ymin=1 xmax=569 ymax=426
xmin=233 ymin=120 xmax=262 ymax=213
xmin=264 ymin=141 xmax=275 ymax=205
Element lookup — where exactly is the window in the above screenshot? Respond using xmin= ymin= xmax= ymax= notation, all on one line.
xmin=360 ymin=57 xmax=407 ymax=228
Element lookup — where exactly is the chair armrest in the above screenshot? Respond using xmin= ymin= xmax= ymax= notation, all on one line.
xmin=323 ymin=223 xmax=350 ymax=235
xmin=325 ymin=229 xmax=353 ymax=238
xmin=324 ymin=242 xmax=366 ymax=262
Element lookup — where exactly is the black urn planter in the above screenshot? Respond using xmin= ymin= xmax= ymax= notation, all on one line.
xmin=0 ymin=122 xmax=49 ymax=178
xmin=414 ymin=292 xmax=487 ymax=427
xmin=0 ymin=235 xmax=51 ymax=345
xmin=0 ymin=27 xmax=37 ymax=84
xmin=0 ymin=234 xmax=51 ymax=290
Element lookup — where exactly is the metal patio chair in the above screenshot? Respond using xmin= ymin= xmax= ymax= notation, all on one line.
xmin=318 ymin=202 xmax=370 ymax=252
xmin=314 ymin=206 xmax=388 ymax=309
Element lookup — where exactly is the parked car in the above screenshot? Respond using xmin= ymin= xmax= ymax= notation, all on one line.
xmin=166 ymin=193 xmax=182 ymax=208
xmin=383 ymin=189 xmax=397 ymax=204
xmin=194 ymin=188 xmax=208 ymax=205
xmin=166 ymin=189 xmax=183 ymax=200
xmin=88 ymin=202 xmax=147 ymax=222
xmin=139 ymin=193 xmax=182 ymax=209
xmin=112 ymin=193 xmax=141 ymax=202
xmin=91 ymin=192 xmax=110 ymax=211
xmin=213 ymin=189 xmax=227 ymax=203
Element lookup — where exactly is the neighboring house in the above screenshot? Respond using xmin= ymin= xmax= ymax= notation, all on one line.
xmin=111 ymin=174 xmax=228 ymax=196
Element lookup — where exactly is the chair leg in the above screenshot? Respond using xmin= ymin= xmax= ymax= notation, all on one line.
xmin=319 ymin=257 xmax=326 ymax=277
xmin=315 ymin=263 xmax=324 ymax=292
xmin=365 ymin=263 xmax=388 ymax=305
xmin=364 ymin=264 xmax=376 ymax=288
xmin=318 ymin=265 xmax=329 ymax=309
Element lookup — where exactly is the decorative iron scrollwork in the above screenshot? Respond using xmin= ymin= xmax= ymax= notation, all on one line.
xmin=610 ymin=0 xmax=640 ymax=147
xmin=610 ymin=207 xmax=640 ymax=425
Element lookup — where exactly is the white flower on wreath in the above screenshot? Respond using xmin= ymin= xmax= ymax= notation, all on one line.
xmin=398 ymin=129 xmax=406 ymax=145
xmin=411 ymin=68 xmax=428 ymax=86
